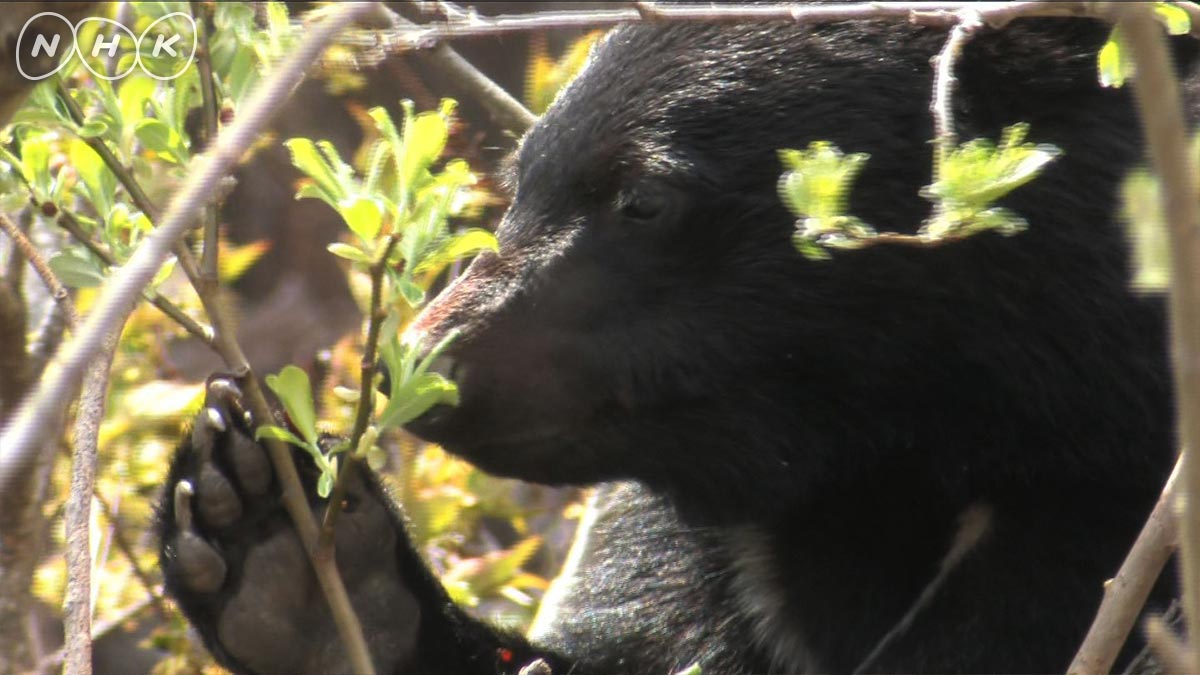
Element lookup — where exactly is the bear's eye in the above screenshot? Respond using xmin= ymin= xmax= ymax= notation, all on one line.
xmin=619 ymin=187 xmax=669 ymax=224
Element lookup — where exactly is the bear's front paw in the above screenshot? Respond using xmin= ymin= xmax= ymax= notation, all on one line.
xmin=160 ymin=376 xmax=420 ymax=675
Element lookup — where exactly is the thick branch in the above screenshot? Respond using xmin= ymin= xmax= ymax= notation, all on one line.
xmin=62 ymin=331 xmax=119 ymax=675
xmin=1068 ymin=461 xmax=1181 ymax=674
xmin=1119 ymin=2 xmax=1200 ymax=669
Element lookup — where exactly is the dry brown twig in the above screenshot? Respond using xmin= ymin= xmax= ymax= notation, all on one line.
xmin=0 ymin=213 xmax=79 ymax=329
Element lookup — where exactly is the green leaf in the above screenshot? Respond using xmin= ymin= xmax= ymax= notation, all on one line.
xmin=317 ymin=471 xmax=333 ymax=498
xmin=366 ymin=446 xmax=387 ymax=471
xmin=286 ymin=138 xmax=346 ymax=206
xmin=255 ymin=424 xmax=308 ymax=448
xmin=938 ymin=126 xmax=1056 ymax=199
xmin=48 ymin=246 xmax=107 ymax=288
xmin=327 ymin=242 xmax=374 ymax=264
xmin=380 ymin=373 xmax=459 ymax=430
xmin=117 ymin=75 xmax=157 ymax=128
xmin=10 ymin=107 xmax=72 ymax=132
xmin=396 ymin=276 xmax=426 ymax=307
xmin=1155 ymin=3 xmax=1191 ymax=35
xmin=20 ymin=134 xmax=53 ymax=200
xmin=673 ymin=664 xmax=703 ymax=675
xmin=134 ymin=118 xmax=187 ymax=164
xmin=777 ymin=142 xmax=872 ymax=257
xmin=339 ymin=195 xmax=384 ymax=241
xmin=69 ymin=140 xmax=116 ymax=221
xmin=263 ymin=365 xmax=319 ymax=447
xmin=415 ymin=228 xmax=498 ymax=274
xmin=77 ymin=120 xmax=109 ymax=139
xmin=1098 ymin=27 xmax=1134 ymax=88
xmin=150 ymin=258 xmax=177 ymax=290
xmin=1121 ymin=168 xmax=1170 ymax=292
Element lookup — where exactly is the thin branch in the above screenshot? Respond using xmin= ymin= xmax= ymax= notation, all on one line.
xmin=1068 ymin=461 xmax=1181 ymax=674
xmin=382 ymin=3 xmax=536 ymax=133
xmin=56 ymin=211 xmax=213 ymax=346
xmin=0 ymin=213 xmax=79 ymax=329
xmin=0 ymin=5 xmax=378 ymax=674
xmin=56 ymin=81 xmax=158 ymax=221
xmin=191 ymin=0 xmax=222 ymax=284
xmin=55 ymin=79 xmax=207 ymax=294
xmin=91 ymin=490 xmax=169 ymax=620
xmin=28 ymin=595 xmax=158 ymax=675
xmin=930 ymin=14 xmax=980 ymax=179
xmin=1119 ymin=2 xmax=1200 ymax=669
xmin=319 ymin=235 xmax=401 ymax=553
xmin=28 ymin=304 xmax=69 ymax=378
xmin=62 ymin=331 xmax=119 ymax=675
xmin=341 ymin=2 xmax=1105 ymax=53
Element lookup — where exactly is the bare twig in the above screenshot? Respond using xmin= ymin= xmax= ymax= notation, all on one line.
xmin=1069 ymin=461 xmax=1181 ymax=674
xmin=191 ymin=0 xmax=222 ymax=284
xmin=341 ymin=2 xmax=1105 ymax=53
xmin=319 ymin=235 xmax=401 ymax=553
xmin=90 ymin=490 xmax=168 ymax=620
xmin=382 ymin=3 xmax=535 ymax=134
xmin=1119 ymin=2 xmax=1200 ymax=669
xmin=0 ymin=213 xmax=79 ymax=329
xmin=29 ymin=594 xmax=158 ymax=675
xmin=0 ymin=5 xmax=378 ymax=673
xmin=62 ymin=331 xmax=119 ymax=675
xmin=930 ymin=14 xmax=981 ymax=179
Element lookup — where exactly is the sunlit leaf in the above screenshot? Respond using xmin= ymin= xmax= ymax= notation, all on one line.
xmin=285 ymin=138 xmax=345 ymax=205
xmin=70 ymin=139 xmax=116 ymax=218
xmin=1098 ymin=27 xmax=1134 ymax=88
xmin=263 ymin=365 xmax=319 ymax=446
xmin=340 ymin=195 xmax=384 ymax=241
xmin=328 ymin=242 xmax=374 ymax=264
xmin=1155 ymin=3 xmax=1192 ymax=35
xmin=255 ymin=424 xmax=307 ymax=448
xmin=415 ymin=228 xmax=498 ymax=274
xmin=219 ymin=240 xmax=270 ymax=282
xmin=1121 ymin=169 xmax=1170 ymax=292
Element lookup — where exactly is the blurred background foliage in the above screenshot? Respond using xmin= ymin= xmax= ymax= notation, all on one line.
xmin=0 ymin=2 xmax=611 ymax=672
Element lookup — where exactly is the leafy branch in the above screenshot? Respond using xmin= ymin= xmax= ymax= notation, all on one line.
xmin=0 ymin=4 xmax=379 ymax=674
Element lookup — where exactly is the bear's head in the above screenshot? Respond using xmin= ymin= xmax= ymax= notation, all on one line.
xmin=404 ymin=20 xmax=1173 ymax=517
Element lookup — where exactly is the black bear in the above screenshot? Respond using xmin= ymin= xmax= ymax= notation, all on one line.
xmin=158 ymin=10 xmax=1198 ymax=675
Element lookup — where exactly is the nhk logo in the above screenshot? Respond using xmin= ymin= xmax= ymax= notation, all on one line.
xmin=16 ymin=11 xmax=197 ymax=82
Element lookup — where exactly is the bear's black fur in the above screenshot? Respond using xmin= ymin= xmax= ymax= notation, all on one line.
xmin=160 ymin=10 xmax=1199 ymax=674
